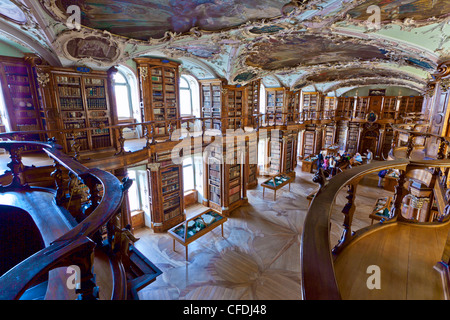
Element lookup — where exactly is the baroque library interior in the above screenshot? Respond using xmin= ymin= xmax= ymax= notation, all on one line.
xmin=1 ymin=0 xmax=450 ymax=302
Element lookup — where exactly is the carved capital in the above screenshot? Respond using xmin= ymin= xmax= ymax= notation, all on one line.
xmin=148 ymin=162 xmax=161 ymax=172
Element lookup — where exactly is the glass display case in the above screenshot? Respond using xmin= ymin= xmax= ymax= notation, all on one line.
xmin=168 ymin=208 xmax=227 ymax=260
xmin=261 ymin=173 xmax=293 ymax=200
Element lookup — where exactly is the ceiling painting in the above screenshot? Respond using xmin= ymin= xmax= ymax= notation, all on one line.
xmin=345 ymin=0 xmax=450 ymax=24
xmin=47 ymin=0 xmax=290 ymax=40
xmin=245 ymin=34 xmax=391 ymax=71
xmin=0 ymin=0 xmax=27 ymax=24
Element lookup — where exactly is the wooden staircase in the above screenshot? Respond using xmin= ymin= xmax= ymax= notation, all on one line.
xmin=126 ymin=245 xmax=162 ymax=300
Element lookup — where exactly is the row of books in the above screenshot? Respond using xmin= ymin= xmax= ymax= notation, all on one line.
xmin=59 ymin=86 xmax=81 ymax=97
xmin=85 ymin=86 xmax=105 ymax=97
xmin=87 ymin=98 xmax=108 ymax=110
xmin=92 ymin=135 xmax=112 ymax=148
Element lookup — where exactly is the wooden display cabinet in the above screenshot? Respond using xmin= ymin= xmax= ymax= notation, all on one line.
xmin=135 ymin=57 xmax=180 ymax=136
xmin=147 ymin=144 xmax=186 ymax=232
xmin=261 ymin=173 xmax=293 ymax=200
xmin=34 ymin=64 xmax=118 ymax=154
xmin=168 ymin=208 xmax=227 ymax=260
xmin=204 ymin=142 xmax=247 ymax=216
xmin=0 ymin=55 xmax=43 ymax=150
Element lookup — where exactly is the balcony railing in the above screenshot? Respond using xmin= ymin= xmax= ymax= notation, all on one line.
xmin=0 ymin=139 xmax=127 ymax=300
xmin=302 ymin=120 xmax=450 ymax=299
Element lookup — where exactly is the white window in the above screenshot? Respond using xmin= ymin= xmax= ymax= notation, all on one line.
xmin=127 ymin=170 xmax=141 ymax=212
xmin=180 ymin=75 xmax=193 ymax=116
xmin=113 ymin=71 xmax=133 ymax=119
xmin=183 ymin=156 xmax=195 ymax=191
xmin=0 ymin=83 xmax=10 ymax=131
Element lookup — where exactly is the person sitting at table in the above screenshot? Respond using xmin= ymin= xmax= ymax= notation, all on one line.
xmin=328 ymin=156 xmax=336 ymax=176
xmin=349 ymin=153 xmax=363 ymax=167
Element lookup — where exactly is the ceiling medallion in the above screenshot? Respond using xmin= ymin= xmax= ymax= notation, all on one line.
xmin=53 ymin=30 xmax=126 ymax=67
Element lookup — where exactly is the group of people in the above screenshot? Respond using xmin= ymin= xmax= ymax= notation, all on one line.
xmin=316 ymin=149 xmax=374 ymax=177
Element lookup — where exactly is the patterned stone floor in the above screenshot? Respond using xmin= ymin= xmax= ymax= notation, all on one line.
xmin=134 ymin=166 xmax=392 ymax=300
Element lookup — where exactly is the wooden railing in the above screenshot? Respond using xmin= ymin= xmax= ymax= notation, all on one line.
xmin=302 ymin=118 xmax=450 ymax=299
xmin=302 ymin=158 xmax=450 ymax=300
xmin=0 ymin=140 xmax=127 ymax=300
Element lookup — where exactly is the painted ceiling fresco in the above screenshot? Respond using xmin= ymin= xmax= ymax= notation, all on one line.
xmin=1 ymin=0 xmax=448 ymax=94
xmin=346 ymin=0 xmax=450 ymax=24
xmin=51 ymin=0 xmax=289 ymax=40
xmin=302 ymin=67 xmax=422 ymax=84
xmin=246 ymin=34 xmax=392 ymax=71
xmin=0 ymin=0 xmax=27 ymax=24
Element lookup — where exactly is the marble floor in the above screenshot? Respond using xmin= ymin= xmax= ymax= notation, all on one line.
xmin=134 ymin=166 xmax=394 ymax=300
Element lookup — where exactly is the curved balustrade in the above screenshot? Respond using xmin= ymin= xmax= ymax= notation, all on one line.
xmin=0 ymin=140 xmax=126 ymax=300
xmin=301 ymin=157 xmax=450 ymax=300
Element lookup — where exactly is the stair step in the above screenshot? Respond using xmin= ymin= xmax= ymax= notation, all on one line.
xmin=19 ymin=281 xmax=48 ymax=300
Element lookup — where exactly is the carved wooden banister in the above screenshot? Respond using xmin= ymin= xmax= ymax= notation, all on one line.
xmin=303 ymin=158 xmax=450 ymax=300
xmin=0 ymin=140 xmax=125 ymax=300
xmin=302 ymin=159 xmax=409 ymax=300
xmin=0 ymin=236 xmax=95 ymax=300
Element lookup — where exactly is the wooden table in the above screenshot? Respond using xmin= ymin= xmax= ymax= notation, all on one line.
xmin=261 ymin=174 xmax=293 ymax=201
xmin=168 ymin=208 xmax=227 ymax=260
xmin=369 ymin=196 xmax=392 ymax=224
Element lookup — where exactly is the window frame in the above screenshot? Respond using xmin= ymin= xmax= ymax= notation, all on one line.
xmin=113 ymin=70 xmax=134 ymax=119
xmin=182 ymin=155 xmax=196 ymax=192
xmin=180 ymin=75 xmax=194 ymax=116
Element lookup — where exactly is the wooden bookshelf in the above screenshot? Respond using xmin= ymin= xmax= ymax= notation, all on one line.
xmin=224 ymin=85 xmax=244 ymax=130
xmin=269 ymin=130 xmax=298 ymax=177
xmin=323 ymin=125 xmax=335 ymax=148
xmin=286 ymin=90 xmax=300 ymax=123
xmin=398 ymin=96 xmax=423 ymax=117
xmin=246 ymin=131 xmax=258 ymax=189
xmin=147 ymin=148 xmax=185 ymax=232
xmin=34 ymin=65 xmax=118 ymax=154
xmin=381 ymin=96 xmax=398 ymax=120
xmin=355 ymin=97 xmax=370 ymax=120
xmin=323 ymin=97 xmax=336 ymax=119
xmin=199 ymin=79 xmax=225 ymax=131
xmin=244 ymin=79 xmax=260 ymax=127
xmin=0 ymin=56 xmax=42 ymax=150
xmin=336 ymin=122 xmax=347 ymax=152
xmin=283 ymin=131 xmax=298 ymax=176
xmin=135 ymin=57 xmax=180 ymax=136
xmin=266 ymin=87 xmax=286 ymax=125
xmin=204 ymin=143 xmax=246 ymax=216
xmin=336 ymin=97 xmax=355 ymax=119
xmin=302 ymin=92 xmax=322 ymax=121
xmin=302 ymin=129 xmax=316 ymax=159
xmin=346 ymin=122 xmax=360 ymax=154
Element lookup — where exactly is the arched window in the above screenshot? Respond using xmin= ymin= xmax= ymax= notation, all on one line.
xmin=180 ymin=75 xmax=193 ymax=116
xmin=113 ymin=70 xmax=134 ymax=119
